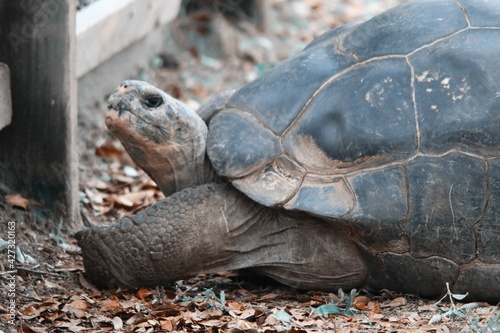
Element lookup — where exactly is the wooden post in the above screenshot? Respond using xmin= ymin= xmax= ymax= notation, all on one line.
xmin=0 ymin=63 xmax=11 ymax=131
xmin=0 ymin=0 xmax=80 ymax=230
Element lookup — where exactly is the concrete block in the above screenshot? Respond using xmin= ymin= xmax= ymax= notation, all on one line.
xmin=76 ymin=0 xmax=181 ymax=78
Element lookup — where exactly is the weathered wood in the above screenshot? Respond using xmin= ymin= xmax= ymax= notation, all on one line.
xmin=0 ymin=63 xmax=12 ymax=131
xmin=0 ymin=0 xmax=80 ymax=229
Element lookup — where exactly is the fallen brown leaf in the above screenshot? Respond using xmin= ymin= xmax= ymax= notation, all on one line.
xmin=201 ymin=318 xmax=224 ymax=326
xmin=352 ymin=295 xmax=371 ymax=310
xmin=6 ymin=193 xmax=30 ymax=210
xmin=385 ymin=296 xmax=407 ymax=308
xmin=151 ymin=303 xmax=182 ymax=317
xmin=65 ymin=305 xmax=87 ymax=319
xmin=20 ymin=326 xmax=39 ymax=333
xmin=257 ymin=293 xmax=281 ymax=301
xmin=87 ymin=178 xmax=109 ymax=190
xmin=20 ymin=305 xmax=40 ymax=319
xmin=99 ymin=298 xmax=122 ymax=312
xmin=95 ymin=141 xmax=124 ymax=159
xmin=136 ymin=288 xmax=154 ymax=299
xmin=160 ymin=319 xmax=176 ymax=330
xmin=228 ymin=300 xmax=246 ymax=311
xmin=68 ymin=299 xmax=88 ymax=310
xmin=113 ymin=190 xmax=156 ymax=208
xmin=229 ymin=308 xmax=255 ymax=320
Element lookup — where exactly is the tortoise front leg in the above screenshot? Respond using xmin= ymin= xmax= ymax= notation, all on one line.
xmin=76 ymin=183 xmax=367 ymax=291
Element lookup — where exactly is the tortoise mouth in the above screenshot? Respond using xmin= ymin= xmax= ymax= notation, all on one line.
xmin=105 ymin=107 xmax=143 ymax=134
xmin=105 ymin=100 xmax=146 ymax=124
xmin=107 ymin=104 xmax=127 ymax=118
xmin=105 ymin=107 xmax=170 ymax=147
xmin=106 ymin=106 xmax=133 ymax=120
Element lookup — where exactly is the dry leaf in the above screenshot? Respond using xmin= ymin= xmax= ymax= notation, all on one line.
xmin=43 ymin=280 xmax=66 ymax=290
xmin=136 ymin=288 xmax=154 ymax=299
xmin=124 ymin=313 xmax=140 ymax=326
xmin=20 ymin=305 xmax=40 ymax=319
xmin=66 ymin=305 xmax=87 ymax=319
xmin=202 ymin=307 xmax=224 ymax=319
xmin=68 ymin=299 xmax=88 ymax=310
xmin=257 ymin=293 xmax=280 ymax=301
xmin=160 ymin=319 xmax=175 ymax=330
xmin=87 ymin=179 xmax=109 ymax=190
xmin=151 ymin=303 xmax=182 ymax=317
xmin=418 ymin=304 xmax=439 ymax=312
xmin=201 ymin=319 xmax=224 ymax=326
xmin=114 ymin=175 xmax=135 ymax=184
xmin=385 ymin=297 xmax=407 ymax=308
xmin=99 ymin=299 xmax=122 ymax=312
xmin=20 ymin=326 xmax=38 ymax=333
xmin=114 ymin=190 xmax=155 ymax=208
xmin=328 ymin=293 xmax=340 ymax=302
xmin=95 ymin=142 xmax=124 ymax=158
xmin=228 ymin=301 xmax=246 ymax=311
xmin=112 ymin=316 xmax=123 ymax=330
xmin=6 ymin=194 xmax=30 ymax=210
xmin=230 ymin=308 xmax=255 ymax=320
xmin=352 ymin=296 xmax=371 ymax=310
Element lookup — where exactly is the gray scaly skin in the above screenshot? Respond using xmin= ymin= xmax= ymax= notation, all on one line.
xmin=75 ymin=81 xmax=366 ymax=290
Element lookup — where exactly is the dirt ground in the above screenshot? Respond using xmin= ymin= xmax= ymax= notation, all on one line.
xmin=1 ymin=0 xmax=499 ymax=332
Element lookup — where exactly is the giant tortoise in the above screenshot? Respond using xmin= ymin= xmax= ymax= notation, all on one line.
xmin=76 ymin=0 xmax=500 ymax=301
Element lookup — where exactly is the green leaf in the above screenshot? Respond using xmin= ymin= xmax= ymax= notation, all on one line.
xmin=451 ymin=292 xmax=469 ymax=301
xmin=343 ymin=289 xmax=358 ymax=316
xmin=338 ymin=289 xmax=346 ymax=301
xmin=314 ymin=304 xmax=343 ymax=317
xmin=428 ymin=314 xmax=442 ymax=325
xmin=274 ymin=309 xmax=292 ymax=323
xmin=459 ymin=302 xmax=479 ymax=310
xmin=444 ymin=308 xmax=466 ymax=318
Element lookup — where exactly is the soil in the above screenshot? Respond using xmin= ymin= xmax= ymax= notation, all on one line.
xmin=1 ymin=1 xmax=499 ymax=332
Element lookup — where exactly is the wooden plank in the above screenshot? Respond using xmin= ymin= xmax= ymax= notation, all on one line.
xmin=0 ymin=0 xmax=79 ymax=229
xmin=0 ymin=63 xmax=11 ymax=131
xmin=76 ymin=0 xmax=181 ymax=78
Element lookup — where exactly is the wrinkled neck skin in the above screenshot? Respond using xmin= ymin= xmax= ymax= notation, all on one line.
xmin=105 ymin=98 xmax=217 ymax=197
xmin=76 ymin=183 xmax=367 ymax=291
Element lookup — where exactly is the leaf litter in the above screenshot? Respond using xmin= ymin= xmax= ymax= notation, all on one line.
xmin=2 ymin=0 xmax=500 ymax=332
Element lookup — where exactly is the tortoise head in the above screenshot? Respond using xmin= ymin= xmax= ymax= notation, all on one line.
xmin=106 ymin=80 xmax=209 ymax=196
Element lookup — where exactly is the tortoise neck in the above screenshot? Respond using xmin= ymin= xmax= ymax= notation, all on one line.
xmin=150 ymin=119 xmax=212 ymax=196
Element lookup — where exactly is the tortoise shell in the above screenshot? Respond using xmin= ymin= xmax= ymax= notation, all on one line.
xmin=206 ymin=0 xmax=500 ymax=270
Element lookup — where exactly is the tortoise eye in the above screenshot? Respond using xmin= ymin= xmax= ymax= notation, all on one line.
xmin=144 ymin=95 xmax=164 ymax=108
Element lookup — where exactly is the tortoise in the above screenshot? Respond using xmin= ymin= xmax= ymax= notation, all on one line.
xmin=76 ymin=0 xmax=500 ymax=301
